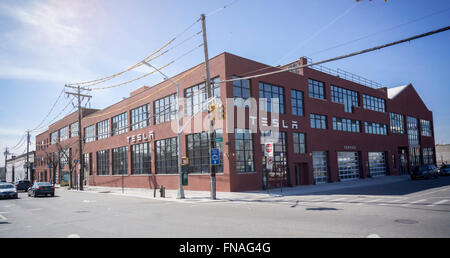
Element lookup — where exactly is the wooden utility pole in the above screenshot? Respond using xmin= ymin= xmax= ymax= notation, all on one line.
xmin=26 ymin=130 xmax=30 ymax=180
xmin=65 ymin=85 xmax=91 ymax=191
xmin=201 ymin=14 xmax=216 ymax=200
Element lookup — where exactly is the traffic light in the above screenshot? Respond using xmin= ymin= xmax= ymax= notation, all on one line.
xmin=218 ymin=104 xmax=225 ymax=119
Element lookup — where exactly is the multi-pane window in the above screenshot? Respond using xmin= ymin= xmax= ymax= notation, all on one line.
xmin=184 ymin=78 xmax=221 ymax=116
xmin=407 ymin=116 xmax=419 ymax=146
xmin=364 ymin=122 xmax=388 ymax=135
xmin=84 ymin=125 xmax=95 ymax=143
xmin=50 ymin=131 xmax=58 ymax=144
xmin=59 ymin=127 xmax=68 ymax=141
xmin=235 ymin=128 xmax=255 ymax=173
xmin=308 ymin=79 xmax=325 ymax=99
xmin=312 ymin=151 xmax=328 ymax=184
xmin=233 ymin=76 xmax=251 ymax=107
xmin=154 ymin=94 xmax=176 ymax=124
xmin=112 ymin=112 xmax=128 ymax=136
xmin=96 ymin=119 xmax=109 ymax=140
xmin=96 ymin=150 xmax=110 ymax=176
xmin=363 ymin=94 xmax=385 ymax=112
xmin=59 ymin=149 xmax=69 ymax=168
xmin=423 ymin=147 xmax=434 ymax=165
xmin=155 ymin=137 xmax=178 ymax=174
xmin=310 ymin=114 xmax=327 ymax=129
xmin=259 ymin=82 xmax=285 ymax=113
xmin=84 ymin=153 xmax=92 ymax=176
xmin=293 ymin=133 xmax=306 ymax=154
xmin=131 ymin=143 xmax=151 ymax=175
xmin=291 ymin=89 xmax=304 ymax=116
xmin=186 ymin=130 xmax=223 ymax=174
xmin=332 ymin=117 xmax=361 ymax=133
xmin=368 ymin=152 xmax=386 ymax=177
xmin=70 ymin=122 xmax=79 ymax=138
xmin=420 ymin=119 xmax=432 ymax=137
xmin=131 ymin=104 xmax=150 ymax=131
xmin=112 ymin=146 xmax=128 ymax=175
xmin=331 ymin=85 xmax=359 ymax=113
xmin=390 ymin=113 xmax=405 ymax=134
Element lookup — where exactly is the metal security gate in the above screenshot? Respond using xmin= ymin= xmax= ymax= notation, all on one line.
xmin=368 ymin=152 xmax=386 ymax=177
xmin=312 ymin=151 xmax=328 ymax=184
xmin=337 ymin=152 xmax=360 ymax=181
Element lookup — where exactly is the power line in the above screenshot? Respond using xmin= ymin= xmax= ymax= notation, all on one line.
xmin=30 ymin=85 xmax=66 ymax=133
xmin=220 ymin=26 xmax=450 ymax=84
xmin=206 ymin=0 xmax=241 ymax=17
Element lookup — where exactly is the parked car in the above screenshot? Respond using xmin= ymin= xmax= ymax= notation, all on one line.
xmin=0 ymin=183 xmax=18 ymax=199
xmin=15 ymin=180 xmax=32 ymax=191
xmin=411 ymin=164 xmax=439 ymax=180
xmin=439 ymin=164 xmax=450 ymax=176
xmin=28 ymin=182 xmax=55 ymax=197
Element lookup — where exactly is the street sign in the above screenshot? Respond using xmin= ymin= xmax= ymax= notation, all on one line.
xmin=211 ymin=148 xmax=220 ymax=165
xmin=264 ymin=142 xmax=274 ymax=157
xmin=266 ymin=156 xmax=274 ymax=170
xmin=74 ymin=159 xmax=78 ymax=164
xmin=214 ymin=137 xmax=223 ymax=142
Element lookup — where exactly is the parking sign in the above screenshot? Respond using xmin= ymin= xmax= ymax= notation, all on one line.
xmin=211 ymin=148 xmax=220 ymax=165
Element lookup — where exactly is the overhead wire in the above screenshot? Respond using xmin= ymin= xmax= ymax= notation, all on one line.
xmin=30 ymin=85 xmax=66 ymax=133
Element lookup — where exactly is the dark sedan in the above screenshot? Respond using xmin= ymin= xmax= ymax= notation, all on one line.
xmin=439 ymin=164 xmax=450 ymax=176
xmin=15 ymin=180 xmax=32 ymax=191
xmin=411 ymin=164 xmax=439 ymax=180
xmin=0 ymin=183 xmax=18 ymax=199
xmin=28 ymin=182 xmax=55 ymax=197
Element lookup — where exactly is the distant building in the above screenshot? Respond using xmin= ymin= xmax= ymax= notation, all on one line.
xmin=6 ymin=152 xmax=35 ymax=183
xmin=436 ymin=144 xmax=450 ymax=165
xmin=0 ymin=167 xmax=5 ymax=182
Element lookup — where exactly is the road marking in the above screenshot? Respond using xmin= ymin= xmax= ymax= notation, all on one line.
xmin=401 ymin=199 xmax=427 ymax=207
xmin=367 ymin=234 xmax=381 ymax=238
xmin=378 ymin=198 xmax=404 ymax=206
xmin=67 ymin=234 xmax=80 ymax=238
xmin=0 ymin=214 xmax=7 ymax=221
xmin=426 ymin=199 xmax=449 ymax=207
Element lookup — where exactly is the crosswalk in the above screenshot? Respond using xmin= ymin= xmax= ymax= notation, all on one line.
xmin=278 ymin=196 xmax=450 ymax=209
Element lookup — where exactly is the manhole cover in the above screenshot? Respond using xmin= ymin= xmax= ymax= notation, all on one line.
xmin=395 ymin=219 xmax=419 ymax=224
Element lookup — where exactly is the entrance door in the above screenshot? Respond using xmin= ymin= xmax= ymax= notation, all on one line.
xmin=295 ymin=163 xmax=301 ymax=185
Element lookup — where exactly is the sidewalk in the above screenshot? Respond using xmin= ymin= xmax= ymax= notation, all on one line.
xmin=65 ymin=175 xmax=410 ymax=203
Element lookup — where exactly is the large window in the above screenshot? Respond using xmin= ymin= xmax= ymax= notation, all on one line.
xmin=235 ymin=128 xmax=254 ymax=173
xmin=332 ymin=117 xmax=360 ymax=133
xmin=337 ymin=152 xmax=360 ymax=181
xmin=112 ymin=112 xmax=128 ymax=136
xmin=112 ymin=146 xmax=128 ymax=175
xmin=259 ymin=82 xmax=285 ymax=113
xmin=407 ymin=116 xmax=419 ymax=146
xmin=331 ymin=85 xmax=359 ymax=113
xmin=310 ymin=114 xmax=327 ymax=129
xmin=363 ymin=94 xmax=385 ymax=112
xmin=70 ymin=122 xmax=79 ymax=138
xmin=233 ymin=76 xmax=251 ymax=107
xmin=97 ymin=150 xmax=110 ymax=176
xmin=312 ymin=151 xmax=328 ymax=184
xmin=155 ymin=137 xmax=178 ymax=174
xmin=50 ymin=131 xmax=58 ymax=144
xmin=131 ymin=104 xmax=150 ymax=131
xmin=186 ymin=130 xmax=223 ymax=174
xmin=84 ymin=153 xmax=92 ymax=176
xmin=293 ymin=133 xmax=306 ymax=154
xmin=154 ymin=94 xmax=176 ymax=124
xmin=184 ymin=78 xmax=220 ymax=116
xmin=59 ymin=127 xmax=69 ymax=142
xmin=97 ymin=119 xmax=109 ymax=140
xmin=420 ymin=119 xmax=432 ymax=137
xmin=291 ymin=89 xmax=304 ymax=116
xmin=84 ymin=125 xmax=95 ymax=143
xmin=131 ymin=143 xmax=151 ymax=175
xmin=308 ymin=79 xmax=325 ymax=99
xmin=390 ymin=113 xmax=405 ymax=134
xmin=364 ymin=122 xmax=387 ymax=135
xmin=423 ymin=147 xmax=434 ymax=165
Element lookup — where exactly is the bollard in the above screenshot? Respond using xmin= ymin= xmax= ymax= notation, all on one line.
xmin=159 ymin=185 xmax=165 ymax=198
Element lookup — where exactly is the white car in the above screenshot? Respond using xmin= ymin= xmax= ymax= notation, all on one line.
xmin=0 ymin=183 xmax=18 ymax=199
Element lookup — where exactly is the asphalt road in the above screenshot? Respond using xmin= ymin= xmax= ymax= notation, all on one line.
xmin=1 ymin=176 xmax=449 ymax=238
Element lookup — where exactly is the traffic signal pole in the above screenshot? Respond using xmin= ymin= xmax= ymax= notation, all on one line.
xmin=200 ymin=14 xmax=216 ymax=200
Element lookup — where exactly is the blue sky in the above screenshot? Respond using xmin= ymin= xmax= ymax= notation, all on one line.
xmin=1 ymin=0 xmax=449 ymax=164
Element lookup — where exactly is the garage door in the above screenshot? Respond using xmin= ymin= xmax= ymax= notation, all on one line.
xmin=312 ymin=151 xmax=328 ymax=184
xmin=368 ymin=152 xmax=386 ymax=177
xmin=337 ymin=152 xmax=360 ymax=181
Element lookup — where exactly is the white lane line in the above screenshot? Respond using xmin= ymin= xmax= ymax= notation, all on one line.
xmin=426 ymin=199 xmax=449 ymax=207
xmin=401 ymin=199 xmax=427 ymax=207
xmin=0 ymin=214 xmax=7 ymax=221
xmin=378 ymin=198 xmax=404 ymax=206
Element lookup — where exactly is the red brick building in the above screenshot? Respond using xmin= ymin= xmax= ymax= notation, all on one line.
xmin=34 ymin=52 xmax=436 ymax=192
